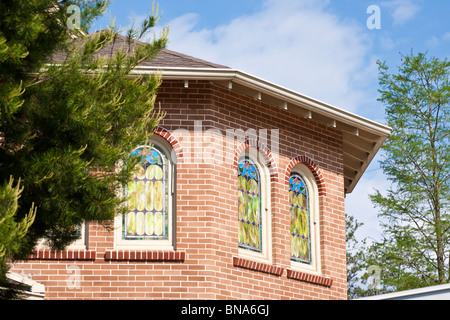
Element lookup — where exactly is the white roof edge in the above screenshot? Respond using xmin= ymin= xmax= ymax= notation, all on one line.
xmin=39 ymin=62 xmax=390 ymax=193
xmin=132 ymin=66 xmax=392 ymax=137
xmin=6 ymin=271 xmax=45 ymax=299
xmin=355 ymin=283 xmax=450 ymax=300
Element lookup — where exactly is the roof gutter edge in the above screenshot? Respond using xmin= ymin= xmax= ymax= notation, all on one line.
xmin=132 ymin=66 xmax=392 ymax=137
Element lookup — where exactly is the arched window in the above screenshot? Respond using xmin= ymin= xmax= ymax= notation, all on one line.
xmin=124 ymin=144 xmax=168 ymax=240
xmin=289 ymin=164 xmax=320 ymax=274
xmin=238 ymin=156 xmax=262 ymax=252
xmin=115 ymin=135 xmax=175 ymax=250
xmin=237 ymin=147 xmax=271 ymax=263
xmin=289 ymin=172 xmax=311 ymax=264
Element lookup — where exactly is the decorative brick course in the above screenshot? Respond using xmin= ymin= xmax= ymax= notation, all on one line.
xmin=104 ymin=250 xmax=185 ymax=262
xmin=286 ymin=269 xmax=333 ymax=287
xmin=27 ymin=249 xmax=96 ymax=261
xmin=233 ymin=257 xmax=284 ymax=276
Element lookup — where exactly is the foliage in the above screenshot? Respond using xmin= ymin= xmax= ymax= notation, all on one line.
xmin=364 ymin=52 xmax=450 ymax=295
xmin=346 ymin=214 xmax=368 ymax=299
xmin=0 ymin=0 xmax=167 ymax=280
xmin=0 ymin=177 xmax=36 ymax=299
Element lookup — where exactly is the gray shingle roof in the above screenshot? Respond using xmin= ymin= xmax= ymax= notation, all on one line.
xmin=139 ymin=48 xmax=229 ymax=69
xmin=51 ymin=32 xmax=229 ymax=69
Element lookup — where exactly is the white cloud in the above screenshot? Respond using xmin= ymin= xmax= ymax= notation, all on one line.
xmin=158 ymin=0 xmax=377 ymax=114
xmin=426 ymin=35 xmax=441 ymax=49
xmin=345 ymin=149 xmax=393 ymax=243
xmin=346 ymin=170 xmax=390 ymax=243
xmin=383 ymin=0 xmax=421 ymax=26
xmin=153 ymin=0 xmax=388 ymax=240
xmin=443 ymin=32 xmax=450 ymax=42
xmin=426 ymin=32 xmax=450 ymax=49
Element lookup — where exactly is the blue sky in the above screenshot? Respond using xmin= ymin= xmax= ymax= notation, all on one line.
xmin=91 ymin=0 xmax=450 ymax=242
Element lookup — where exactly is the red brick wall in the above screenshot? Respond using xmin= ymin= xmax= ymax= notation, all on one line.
xmin=10 ymin=80 xmax=347 ymax=300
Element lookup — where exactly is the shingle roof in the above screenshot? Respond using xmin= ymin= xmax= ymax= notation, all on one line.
xmin=51 ymin=32 xmax=229 ymax=69
xmin=139 ymin=48 xmax=229 ymax=69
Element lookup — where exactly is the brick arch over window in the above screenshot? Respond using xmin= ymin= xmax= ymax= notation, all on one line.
xmin=233 ymin=139 xmax=278 ymax=183
xmin=153 ymin=127 xmax=184 ymax=163
xmin=285 ymin=156 xmax=327 ymax=197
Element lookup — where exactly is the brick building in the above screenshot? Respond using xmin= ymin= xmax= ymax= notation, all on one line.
xmin=9 ymin=44 xmax=391 ymax=300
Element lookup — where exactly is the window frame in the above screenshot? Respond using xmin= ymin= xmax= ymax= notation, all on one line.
xmin=237 ymin=147 xmax=272 ymax=264
xmin=289 ymin=163 xmax=321 ymax=275
xmin=114 ymin=135 xmax=176 ymax=251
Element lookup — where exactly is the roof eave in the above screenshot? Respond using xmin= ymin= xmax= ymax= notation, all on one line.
xmin=132 ymin=66 xmax=391 ymax=194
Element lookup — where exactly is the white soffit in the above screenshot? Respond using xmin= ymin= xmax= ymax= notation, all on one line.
xmin=132 ymin=66 xmax=392 ymax=194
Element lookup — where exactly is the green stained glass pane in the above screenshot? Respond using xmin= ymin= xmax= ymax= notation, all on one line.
xmin=254 ymin=226 xmax=260 ymax=248
xmin=237 ymin=157 xmax=262 ymax=253
xmin=289 ymin=172 xmax=311 ymax=264
xmin=145 ymin=212 xmax=154 ymax=236
xmin=154 ymin=212 xmax=163 ymax=236
xmin=154 ymin=180 xmax=163 ymax=211
xmin=247 ymin=194 xmax=254 ymax=223
xmin=253 ymin=196 xmax=260 ymax=225
xmin=136 ymin=180 xmax=145 ymax=211
xmin=154 ymin=165 xmax=164 ymax=180
xmin=243 ymin=222 xmax=249 ymax=245
xmin=127 ymin=180 xmax=136 ymax=211
xmin=136 ymin=211 xmax=145 ymax=236
xmin=126 ymin=212 xmax=136 ymax=236
xmin=238 ymin=220 xmax=244 ymax=244
xmin=145 ymin=181 xmax=154 ymax=211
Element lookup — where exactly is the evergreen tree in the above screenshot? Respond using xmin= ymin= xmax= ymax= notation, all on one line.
xmin=0 ymin=0 xmax=167 ymax=292
xmin=0 ymin=177 xmax=36 ymax=299
xmin=365 ymin=52 xmax=450 ymax=294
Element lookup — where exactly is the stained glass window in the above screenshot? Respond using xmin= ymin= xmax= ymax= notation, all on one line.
xmin=238 ymin=156 xmax=262 ymax=252
xmin=289 ymin=172 xmax=311 ymax=264
xmin=124 ymin=145 xmax=168 ymax=240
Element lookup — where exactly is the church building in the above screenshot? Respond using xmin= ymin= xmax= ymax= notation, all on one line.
xmin=10 ymin=39 xmax=391 ymax=300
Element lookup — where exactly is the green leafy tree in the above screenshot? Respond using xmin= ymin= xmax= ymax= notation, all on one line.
xmin=346 ymin=214 xmax=387 ymax=298
xmin=346 ymin=214 xmax=368 ymax=299
xmin=0 ymin=0 xmax=167 ymax=293
xmin=366 ymin=52 xmax=450 ymax=294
